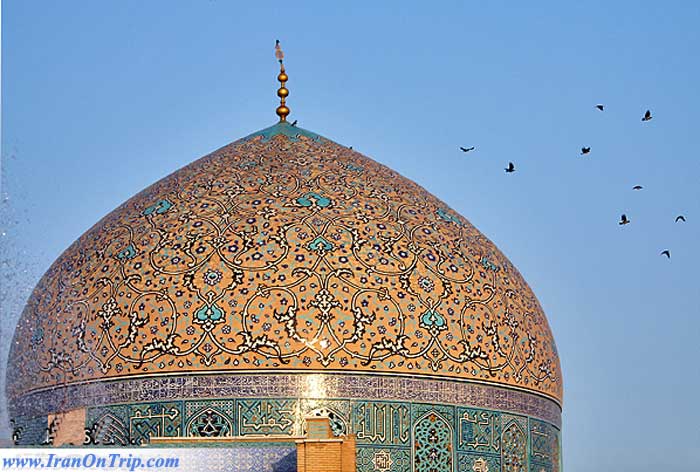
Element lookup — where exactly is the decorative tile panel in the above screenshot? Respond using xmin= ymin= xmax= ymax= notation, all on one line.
xmin=84 ymin=404 xmax=130 ymax=445
xmin=237 ymin=399 xmax=296 ymax=436
xmin=10 ymin=373 xmax=561 ymax=427
xmin=529 ymin=418 xmax=559 ymax=472
xmin=457 ymin=407 xmax=501 ymax=454
xmin=500 ymin=419 xmax=527 ymax=472
xmin=128 ymin=402 xmax=183 ymax=445
xmin=357 ymin=446 xmax=412 ymax=472
xmin=457 ymin=453 xmax=501 ymax=472
xmin=353 ymin=401 xmax=411 ymax=446
xmin=413 ymin=410 xmax=454 ymax=472
xmin=11 ymin=415 xmax=48 ymax=446
xmin=184 ymin=399 xmax=235 ymax=438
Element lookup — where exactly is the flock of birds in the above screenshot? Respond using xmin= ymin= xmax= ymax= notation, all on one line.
xmin=459 ymin=106 xmax=687 ymax=260
xmin=288 ymin=108 xmax=685 ymax=261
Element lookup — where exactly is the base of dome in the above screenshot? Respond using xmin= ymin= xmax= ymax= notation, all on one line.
xmin=11 ymin=377 xmax=561 ymax=472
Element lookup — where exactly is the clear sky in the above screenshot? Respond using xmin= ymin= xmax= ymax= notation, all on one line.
xmin=2 ymin=0 xmax=699 ymax=468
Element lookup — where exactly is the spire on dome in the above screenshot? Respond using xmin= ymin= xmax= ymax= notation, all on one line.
xmin=275 ymin=40 xmax=290 ymax=122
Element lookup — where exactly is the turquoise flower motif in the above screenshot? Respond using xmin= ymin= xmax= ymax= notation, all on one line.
xmin=420 ymin=309 xmax=448 ymax=336
xmin=143 ymin=199 xmax=173 ymax=216
xmin=296 ymin=192 xmax=331 ymax=209
xmin=436 ymin=208 xmax=462 ymax=226
xmin=116 ymin=244 xmax=136 ymax=261
xmin=480 ymin=257 xmax=500 ymax=272
xmin=307 ymin=236 xmax=334 ymax=254
xmin=194 ymin=302 xmax=225 ymax=331
xmin=30 ymin=327 xmax=44 ymax=345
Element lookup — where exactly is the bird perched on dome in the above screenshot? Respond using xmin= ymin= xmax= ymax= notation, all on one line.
xmin=275 ymin=39 xmax=284 ymax=63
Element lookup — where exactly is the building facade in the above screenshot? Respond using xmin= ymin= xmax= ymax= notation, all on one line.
xmin=6 ymin=55 xmax=562 ymax=471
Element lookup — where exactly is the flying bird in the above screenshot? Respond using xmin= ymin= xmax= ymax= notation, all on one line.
xmin=633 ymin=185 xmax=643 ymax=190
xmin=675 ymin=215 xmax=686 ymax=223
xmin=660 ymin=250 xmax=671 ymax=259
xmin=581 ymin=147 xmax=591 ymax=155
xmin=504 ymin=162 xmax=515 ymax=173
xmin=460 ymin=146 xmax=475 ymax=153
xmin=642 ymin=110 xmax=653 ymax=122
xmin=619 ymin=214 xmax=630 ymax=225
xmin=291 ymin=120 xmax=298 ymax=127
xmin=596 ymin=104 xmax=604 ymax=111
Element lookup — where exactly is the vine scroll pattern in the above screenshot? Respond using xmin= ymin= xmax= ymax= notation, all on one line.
xmin=8 ymin=122 xmax=561 ymax=403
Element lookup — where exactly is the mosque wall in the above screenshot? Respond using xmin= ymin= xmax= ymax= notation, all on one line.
xmin=11 ymin=396 xmax=560 ymax=472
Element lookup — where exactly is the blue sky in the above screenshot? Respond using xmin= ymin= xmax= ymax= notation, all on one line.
xmin=2 ymin=0 xmax=699 ymax=468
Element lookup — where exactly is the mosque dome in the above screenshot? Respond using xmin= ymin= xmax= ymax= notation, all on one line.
xmin=7 ymin=120 xmax=561 ymax=406
xmin=6 ymin=47 xmax=562 ymax=470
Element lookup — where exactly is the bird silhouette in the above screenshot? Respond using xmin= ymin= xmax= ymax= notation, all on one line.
xmin=633 ymin=185 xmax=643 ymax=190
xmin=349 ymin=146 xmax=353 ymax=150
xmin=460 ymin=146 xmax=475 ymax=153
xmin=504 ymin=162 xmax=515 ymax=173
xmin=275 ymin=40 xmax=284 ymax=64
xmin=619 ymin=214 xmax=630 ymax=225
xmin=660 ymin=250 xmax=671 ymax=259
xmin=642 ymin=110 xmax=652 ymax=121
xmin=596 ymin=104 xmax=604 ymax=111
xmin=581 ymin=147 xmax=591 ymax=155
xmin=675 ymin=215 xmax=686 ymax=223
xmin=291 ymin=120 xmax=298 ymax=127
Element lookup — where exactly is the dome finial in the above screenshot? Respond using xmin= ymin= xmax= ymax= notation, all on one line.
xmin=275 ymin=40 xmax=290 ymax=122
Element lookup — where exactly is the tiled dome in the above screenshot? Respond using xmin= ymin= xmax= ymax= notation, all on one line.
xmin=7 ymin=122 xmax=562 ymax=413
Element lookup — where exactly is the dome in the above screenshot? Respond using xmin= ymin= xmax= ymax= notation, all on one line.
xmin=7 ymin=121 xmax=562 ymax=414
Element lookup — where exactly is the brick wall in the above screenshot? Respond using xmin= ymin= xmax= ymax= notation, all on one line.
xmin=48 ymin=408 xmax=85 ymax=446
xmin=297 ymin=417 xmax=356 ymax=472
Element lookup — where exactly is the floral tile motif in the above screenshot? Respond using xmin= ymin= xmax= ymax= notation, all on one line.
xmin=501 ymin=418 xmax=527 ymax=472
xmin=356 ymin=446 xmax=411 ymax=472
xmin=185 ymin=399 xmax=235 ymax=437
xmin=414 ymin=410 xmax=454 ymax=472
xmin=457 ymin=453 xmax=501 ymax=472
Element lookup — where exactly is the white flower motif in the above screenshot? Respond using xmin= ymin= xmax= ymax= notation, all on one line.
xmin=371 ymin=450 xmax=393 ymax=472
xmin=472 ymin=458 xmax=489 ymax=472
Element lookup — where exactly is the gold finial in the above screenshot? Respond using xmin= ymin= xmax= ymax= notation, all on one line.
xmin=275 ymin=40 xmax=290 ymax=122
